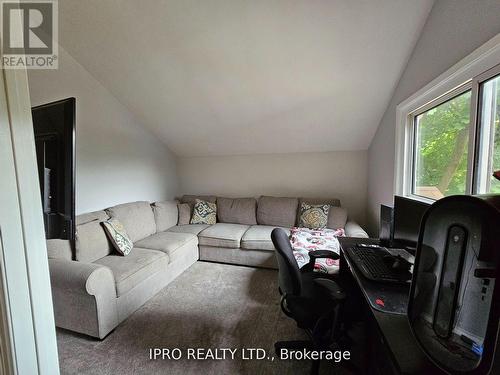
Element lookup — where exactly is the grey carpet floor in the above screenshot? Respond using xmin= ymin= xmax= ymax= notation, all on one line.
xmin=57 ymin=261 xmax=353 ymax=375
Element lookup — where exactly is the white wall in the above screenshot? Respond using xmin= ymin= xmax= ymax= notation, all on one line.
xmin=367 ymin=0 xmax=500 ymax=235
xmin=177 ymin=151 xmax=367 ymax=225
xmin=28 ymin=46 xmax=179 ymax=214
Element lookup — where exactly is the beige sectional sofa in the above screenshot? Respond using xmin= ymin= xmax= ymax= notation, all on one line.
xmin=184 ymin=195 xmax=368 ymax=268
xmin=47 ymin=196 xmax=367 ymax=339
xmin=48 ymin=201 xmax=198 ymax=339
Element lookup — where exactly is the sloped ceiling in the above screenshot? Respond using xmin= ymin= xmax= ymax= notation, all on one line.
xmin=59 ymin=0 xmax=434 ymax=156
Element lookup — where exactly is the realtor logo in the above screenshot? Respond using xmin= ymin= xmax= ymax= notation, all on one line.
xmin=1 ymin=0 xmax=58 ymax=69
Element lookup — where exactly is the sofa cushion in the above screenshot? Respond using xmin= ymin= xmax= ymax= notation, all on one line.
xmin=76 ymin=210 xmax=109 ymax=226
xmin=106 ymin=201 xmax=156 ymax=243
xmin=46 ymin=239 xmax=73 ymax=260
xmin=241 ymin=225 xmax=291 ymax=251
xmin=328 ymin=206 xmax=348 ymax=229
xmin=94 ymin=248 xmax=168 ymax=297
xmin=153 ymin=201 xmax=178 ymax=232
xmin=198 ymin=223 xmax=250 ymax=248
xmin=102 ymin=218 xmax=134 ymax=256
xmin=299 ymin=197 xmax=341 ymax=208
xmin=135 ymin=231 xmax=197 ymax=257
xmin=177 ymin=203 xmax=191 ymax=225
xmin=75 ymin=220 xmax=113 ymax=262
xmin=181 ymin=195 xmax=216 ymax=211
xmin=257 ymin=196 xmax=298 ymax=227
xmin=190 ymin=199 xmax=217 ymax=225
xmin=217 ymin=197 xmax=257 ymax=225
xmin=167 ymin=224 xmax=210 ymax=235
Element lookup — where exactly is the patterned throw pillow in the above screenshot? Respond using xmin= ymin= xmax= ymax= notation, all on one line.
xmin=102 ymin=218 xmax=133 ymax=256
xmin=190 ymin=199 xmax=217 ymax=225
xmin=299 ymin=202 xmax=330 ymax=229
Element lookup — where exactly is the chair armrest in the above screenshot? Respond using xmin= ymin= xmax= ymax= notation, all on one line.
xmin=49 ymin=259 xmax=118 ymax=338
xmin=344 ymin=220 xmax=369 ymax=238
xmin=302 ymin=250 xmax=339 ymax=272
xmin=308 ymin=250 xmax=339 ymax=261
xmin=313 ymin=278 xmax=346 ymax=301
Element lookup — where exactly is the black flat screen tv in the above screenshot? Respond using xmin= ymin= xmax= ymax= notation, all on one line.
xmin=32 ymin=97 xmax=75 ymax=241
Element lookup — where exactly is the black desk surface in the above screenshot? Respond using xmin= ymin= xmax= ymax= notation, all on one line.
xmin=343 ymin=243 xmax=411 ymax=315
xmin=339 ymin=237 xmax=445 ymax=375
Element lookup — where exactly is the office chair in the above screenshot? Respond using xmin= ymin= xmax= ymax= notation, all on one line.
xmin=271 ymin=228 xmax=347 ymax=375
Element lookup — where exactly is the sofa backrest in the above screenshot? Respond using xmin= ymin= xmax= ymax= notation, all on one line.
xmin=46 ymin=239 xmax=73 ymax=260
xmin=217 ymin=197 xmax=257 ymax=225
xmin=181 ymin=195 xmax=216 ymax=208
xmin=76 ymin=210 xmax=109 ymax=226
xmin=257 ymin=196 xmax=299 ymax=227
xmin=179 ymin=194 xmax=348 ymax=229
xmin=180 ymin=195 xmax=217 ymax=223
xmin=75 ymin=210 xmax=113 ymax=262
xmin=298 ymin=197 xmax=340 ymax=208
xmin=152 ymin=200 xmax=179 ymax=232
xmin=298 ymin=197 xmax=347 ymax=229
xmin=325 ymin=206 xmax=348 ymax=229
xmin=106 ymin=201 xmax=156 ymax=243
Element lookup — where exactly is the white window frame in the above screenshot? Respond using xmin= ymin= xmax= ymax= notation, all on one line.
xmin=409 ymin=83 xmax=473 ymax=201
xmin=471 ymin=62 xmax=500 ymax=194
xmin=395 ymin=33 xmax=500 ymax=201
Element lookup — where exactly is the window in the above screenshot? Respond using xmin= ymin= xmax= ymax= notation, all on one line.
xmin=396 ymin=35 xmax=500 ymax=203
xmin=476 ymin=72 xmax=500 ymax=194
xmin=413 ymin=90 xmax=472 ymax=200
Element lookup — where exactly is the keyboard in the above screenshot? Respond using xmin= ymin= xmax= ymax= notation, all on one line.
xmin=346 ymin=244 xmax=411 ymax=284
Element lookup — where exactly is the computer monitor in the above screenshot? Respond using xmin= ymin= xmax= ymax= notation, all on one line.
xmin=392 ymin=196 xmax=430 ymax=252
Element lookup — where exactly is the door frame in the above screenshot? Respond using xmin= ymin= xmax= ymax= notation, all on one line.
xmin=0 ymin=22 xmax=60 ymax=375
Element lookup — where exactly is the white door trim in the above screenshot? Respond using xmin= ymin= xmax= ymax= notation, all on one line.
xmin=0 ymin=24 xmax=60 ymax=375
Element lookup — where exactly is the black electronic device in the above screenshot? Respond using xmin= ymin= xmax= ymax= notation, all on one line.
xmin=383 ymin=254 xmax=412 ymax=274
xmin=32 ymin=98 xmax=76 ymax=241
xmin=379 ymin=204 xmax=394 ymax=246
xmin=346 ymin=244 xmax=412 ymax=284
xmin=408 ymin=195 xmax=500 ymax=374
xmin=392 ymin=195 xmax=430 ymax=253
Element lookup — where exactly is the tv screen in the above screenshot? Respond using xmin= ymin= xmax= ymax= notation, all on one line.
xmin=32 ymin=97 xmax=75 ymax=241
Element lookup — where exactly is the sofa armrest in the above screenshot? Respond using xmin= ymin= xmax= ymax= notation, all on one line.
xmin=50 ymin=258 xmax=114 ymax=293
xmin=344 ymin=220 xmax=369 ymax=238
xmin=49 ymin=259 xmax=118 ymax=338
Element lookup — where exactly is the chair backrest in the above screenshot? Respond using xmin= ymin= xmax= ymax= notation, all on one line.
xmin=271 ymin=228 xmax=302 ymax=297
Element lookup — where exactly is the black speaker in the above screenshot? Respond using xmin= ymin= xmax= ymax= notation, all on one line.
xmin=408 ymin=195 xmax=500 ymax=374
xmin=379 ymin=204 xmax=394 ymax=246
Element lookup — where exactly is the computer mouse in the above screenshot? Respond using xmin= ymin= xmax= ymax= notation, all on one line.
xmin=383 ymin=255 xmax=411 ymax=273
xmin=382 ymin=254 xmax=396 ymax=267
xmin=392 ymin=259 xmax=410 ymax=272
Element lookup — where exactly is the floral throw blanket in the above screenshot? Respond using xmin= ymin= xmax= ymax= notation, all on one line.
xmin=290 ymin=227 xmax=345 ymax=274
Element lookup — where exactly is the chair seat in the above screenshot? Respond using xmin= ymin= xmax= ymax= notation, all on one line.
xmin=94 ymin=248 xmax=168 ymax=296
xmin=135 ymin=231 xmax=197 ymax=256
xmin=198 ymin=223 xmax=250 ymax=248
xmin=241 ymin=225 xmax=290 ymax=251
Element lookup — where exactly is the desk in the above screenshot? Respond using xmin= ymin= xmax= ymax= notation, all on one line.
xmin=339 ymin=237 xmax=444 ymax=375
